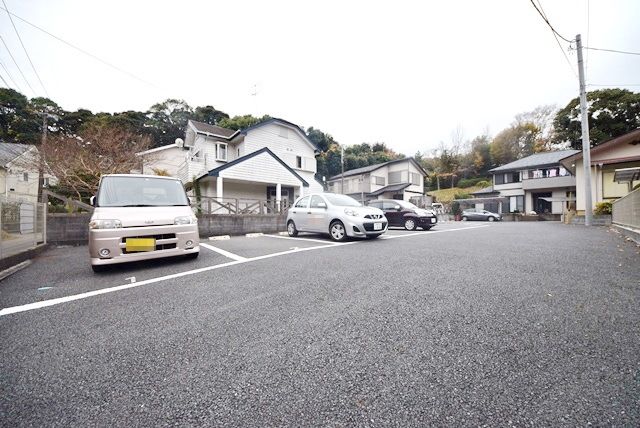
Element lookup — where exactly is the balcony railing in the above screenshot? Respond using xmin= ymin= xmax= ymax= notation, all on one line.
xmin=522 ymin=175 xmax=575 ymax=190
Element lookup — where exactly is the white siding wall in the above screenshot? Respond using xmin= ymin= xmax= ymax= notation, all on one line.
xmin=142 ymin=146 xmax=185 ymax=177
xmin=243 ymin=123 xmax=317 ymax=173
xmin=219 ymin=151 xmax=304 ymax=187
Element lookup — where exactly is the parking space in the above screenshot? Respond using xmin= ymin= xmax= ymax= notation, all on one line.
xmin=0 ymin=223 xmax=487 ymax=314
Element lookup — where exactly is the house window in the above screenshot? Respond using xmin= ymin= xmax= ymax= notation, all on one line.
xmin=296 ymin=156 xmax=302 ymax=169
xmin=504 ymin=172 xmax=520 ymax=183
xmin=279 ymin=126 xmax=288 ymax=138
xmin=494 ymin=174 xmax=504 ymax=185
xmin=411 ymin=173 xmax=421 ymax=185
xmin=389 ymin=171 xmax=402 ymax=184
xmin=374 ymin=176 xmax=385 ymax=186
xmin=216 ymin=144 xmax=228 ymax=161
xmin=237 ymin=148 xmax=240 ymax=158
xmin=22 ymin=173 xmax=28 ymax=182
xmin=509 ymin=195 xmax=524 ymax=212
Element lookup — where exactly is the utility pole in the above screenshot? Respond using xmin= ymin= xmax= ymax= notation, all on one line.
xmin=341 ymin=145 xmax=345 ymax=194
xmin=576 ymin=34 xmax=593 ymax=226
xmin=38 ymin=111 xmax=48 ymax=203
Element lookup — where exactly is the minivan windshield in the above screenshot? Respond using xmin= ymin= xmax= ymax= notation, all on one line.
xmin=97 ymin=176 xmax=189 ymax=207
xmin=324 ymin=194 xmax=362 ymax=207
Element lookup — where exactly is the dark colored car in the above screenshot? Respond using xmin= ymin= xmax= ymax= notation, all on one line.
xmin=462 ymin=208 xmax=502 ymax=222
xmin=367 ymin=199 xmax=437 ymax=230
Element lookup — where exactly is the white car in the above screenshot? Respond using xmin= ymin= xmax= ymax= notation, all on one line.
xmin=286 ymin=193 xmax=388 ymax=241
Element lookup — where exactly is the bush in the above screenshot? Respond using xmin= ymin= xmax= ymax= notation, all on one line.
xmin=453 ymin=192 xmax=471 ymax=200
xmin=594 ymin=202 xmax=612 ymax=215
xmin=457 ymin=177 xmax=491 ymax=188
xmin=450 ymin=201 xmax=462 ymax=216
xmin=476 ymin=180 xmax=491 ymax=188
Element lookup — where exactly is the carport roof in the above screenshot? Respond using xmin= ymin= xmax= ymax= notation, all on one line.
xmin=613 ymin=167 xmax=640 ymax=183
xmin=369 ymin=183 xmax=411 ymax=196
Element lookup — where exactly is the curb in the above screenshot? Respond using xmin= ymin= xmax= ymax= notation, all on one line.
xmin=209 ymin=235 xmax=230 ymax=241
xmin=245 ymin=233 xmax=264 ymax=238
xmin=0 ymin=260 xmax=32 ymax=281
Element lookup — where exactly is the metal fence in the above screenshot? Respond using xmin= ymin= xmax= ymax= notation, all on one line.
xmin=0 ymin=198 xmax=46 ymax=260
xmin=612 ymin=187 xmax=640 ymax=229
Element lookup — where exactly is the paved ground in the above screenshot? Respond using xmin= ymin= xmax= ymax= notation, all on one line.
xmin=1 ymin=222 xmax=639 ymax=426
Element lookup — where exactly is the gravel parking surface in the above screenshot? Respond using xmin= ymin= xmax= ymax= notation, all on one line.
xmin=1 ymin=222 xmax=638 ymax=426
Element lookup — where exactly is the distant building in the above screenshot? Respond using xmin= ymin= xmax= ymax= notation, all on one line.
xmin=325 ymin=158 xmax=427 ymax=203
xmin=0 ymin=142 xmax=50 ymax=202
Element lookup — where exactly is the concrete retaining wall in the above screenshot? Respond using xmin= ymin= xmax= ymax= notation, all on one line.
xmin=47 ymin=213 xmax=91 ymax=245
xmin=198 ymin=214 xmax=286 ymax=237
xmin=570 ymin=215 xmax=612 ymax=226
xmin=46 ymin=213 xmax=287 ymax=245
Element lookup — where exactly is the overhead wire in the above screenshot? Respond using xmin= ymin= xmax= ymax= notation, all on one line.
xmin=0 ymin=70 xmax=9 ymax=87
xmin=0 ymin=5 xmax=158 ymax=89
xmin=0 ymin=33 xmax=36 ymax=95
xmin=583 ymin=46 xmax=640 ymax=56
xmin=532 ymin=0 xmax=578 ymax=79
xmin=1 ymin=0 xmax=48 ymax=97
xmin=528 ymin=0 xmax=574 ymax=43
xmin=0 ymin=57 xmax=23 ymax=92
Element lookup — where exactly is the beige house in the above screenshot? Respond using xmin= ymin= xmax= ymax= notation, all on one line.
xmin=326 ymin=158 xmax=427 ymax=203
xmin=561 ymin=129 xmax=640 ymax=213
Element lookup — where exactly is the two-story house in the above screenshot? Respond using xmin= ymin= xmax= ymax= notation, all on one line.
xmin=139 ymin=118 xmax=324 ymax=208
xmin=486 ymin=150 xmax=579 ymax=214
xmin=325 ymin=158 xmax=427 ymax=202
xmin=0 ymin=142 xmax=48 ymax=203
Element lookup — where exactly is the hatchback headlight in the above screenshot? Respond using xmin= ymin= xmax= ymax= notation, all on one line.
xmin=89 ymin=219 xmax=122 ymax=229
xmin=344 ymin=208 xmax=360 ymax=217
xmin=174 ymin=215 xmax=197 ymax=225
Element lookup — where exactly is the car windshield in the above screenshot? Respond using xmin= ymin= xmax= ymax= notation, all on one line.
xmin=324 ymin=194 xmax=362 ymax=207
xmin=97 ymin=176 xmax=189 ymax=207
xmin=397 ymin=200 xmax=419 ymax=210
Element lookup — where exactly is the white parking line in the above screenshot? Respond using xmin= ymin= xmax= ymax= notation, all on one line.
xmin=382 ymin=224 xmax=489 ymax=239
xmin=200 ymin=243 xmax=247 ymax=261
xmin=0 ymin=225 xmax=488 ymax=317
xmin=263 ymin=234 xmax=339 ymax=245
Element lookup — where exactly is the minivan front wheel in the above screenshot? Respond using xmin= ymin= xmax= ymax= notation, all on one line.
xmin=287 ymin=220 xmax=298 ymax=237
xmin=329 ymin=221 xmax=347 ymax=242
xmin=404 ymin=218 xmax=416 ymax=231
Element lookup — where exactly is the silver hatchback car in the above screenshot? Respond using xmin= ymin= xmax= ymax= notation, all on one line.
xmin=286 ymin=193 xmax=388 ymax=241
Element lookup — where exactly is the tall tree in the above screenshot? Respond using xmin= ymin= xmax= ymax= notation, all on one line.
xmin=218 ymin=114 xmax=270 ymax=131
xmin=306 ymin=127 xmax=335 ymax=152
xmin=192 ymin=105 xmax=229 ymax=125
xmin=147 ymin=99 xmax=193 ymax=146
xmin=552 ymin=88 xmax=640 ymax=149
xmin=0 ymin=88 xmax=39 ymax=143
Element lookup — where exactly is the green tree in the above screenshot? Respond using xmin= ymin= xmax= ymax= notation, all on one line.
xmin=306 ymin=127 xmax=335 ymax=152
xmin=552 ymin=88 xmax=640 ymax=149
xmin=192 ymin=105 xmax=229 ymax=125
xmin=147 ymin=99 xmax=193 ymax=146
xmin=0 ymin=88 xmax=40 ymax=143
xmin=218 ymin=114 xmax=270 ymax=131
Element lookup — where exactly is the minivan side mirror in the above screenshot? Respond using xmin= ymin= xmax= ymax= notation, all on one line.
xmin=317 ymin=202 xmax=327 ymax=209
xmin=90 ymin=196 xmax=96 ymax=206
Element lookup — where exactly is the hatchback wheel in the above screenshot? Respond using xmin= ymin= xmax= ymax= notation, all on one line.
xmin=329 ymin=221 xmax=347 ymax=242
xmin=404 ymin=218 xmax=416 ymax=231
xmin=488 ymin=216 xmax=495 ymax=222
xmin=287 ymin=220 xmax=298 ymax=237
xmin=462 ymin=216 xmax=468 ymax=221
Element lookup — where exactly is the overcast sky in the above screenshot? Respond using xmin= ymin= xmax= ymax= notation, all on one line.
xmin=1 ymin=0 xmax=639 ymax=155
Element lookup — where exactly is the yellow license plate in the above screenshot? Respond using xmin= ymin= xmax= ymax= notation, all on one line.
xmin=125 ymin=238 xmax=156 ymax=252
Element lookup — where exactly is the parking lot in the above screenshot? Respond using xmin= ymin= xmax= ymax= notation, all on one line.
xmin=1 ymin=222 xmax=639 ymax=426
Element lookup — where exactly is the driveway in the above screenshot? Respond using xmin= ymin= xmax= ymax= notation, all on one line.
xmin=1 ymin=223 xmax=639 ymax=426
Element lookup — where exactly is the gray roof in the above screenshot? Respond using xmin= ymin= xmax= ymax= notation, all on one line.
xmin=0 ymin=143 xmax=32 ymax=167
xmin=329 ymin=158 xmax=427 ymax=180
xmin=189 ymin=120 xmax=238 ymax=138
xmin=370 ymin=183 xmax=411 ymax=196
xmin=489 ymin=150 xmax=580 ymax=173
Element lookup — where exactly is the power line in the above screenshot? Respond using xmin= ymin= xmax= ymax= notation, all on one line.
xmin=0 ymin=33 xmax=36 ymax=95
xmin=0 ymin=57 xmax=23 ymax=92
xmin=1 ymin=0 xmax=49 ymax=97
xmin=588 ymin=83 xmax=640 ymax=87
xmin=528 ymin=0 xmax=574 ymax=43
xmin=0 ymin=5 xmax=158 ymax=89
xmin=0 ymin=70 xmax=9 ymax=87
xmin=584 ymin=46 xmax=640 ymax=56
xmin=533 ymin=0 xmax=578 ymax=79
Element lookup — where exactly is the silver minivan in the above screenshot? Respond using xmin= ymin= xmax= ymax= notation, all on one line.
xmin=89 ymin=174 xmax=199 ymax=272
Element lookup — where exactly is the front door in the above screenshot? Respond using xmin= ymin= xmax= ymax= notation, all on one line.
xmin=533 ymin=192 xmax=552 ymax=214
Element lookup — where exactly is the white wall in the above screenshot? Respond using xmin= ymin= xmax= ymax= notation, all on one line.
xmin=243 ymin=123 xmax=317 ymax=174
xmin=141 ymin=146 xmax=185 ymax=177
